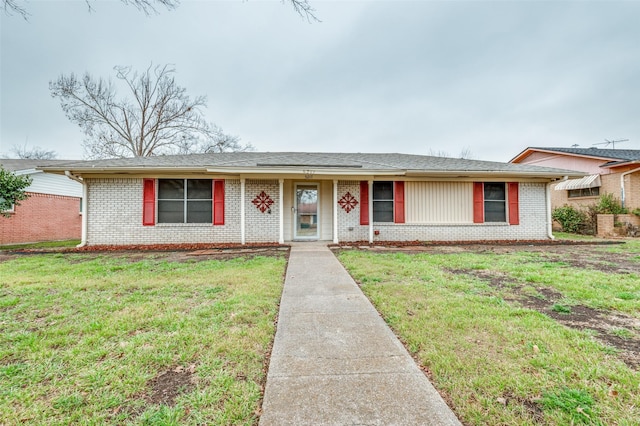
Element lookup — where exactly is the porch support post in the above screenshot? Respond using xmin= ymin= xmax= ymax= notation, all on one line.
xmin=368 ymin=180 xmax=374 ymax=244
xmin=80 ymin=180 xmax=88 ymax=246
xmin=546 ymin=181 xmax=554 ymax=240
xmin=240 ymin=177 xmax=246 ymax=245
xmin=278 ymin=179 xmax=284 ymax=244
xmin=333 ymin=179 xmax=339 ymax=244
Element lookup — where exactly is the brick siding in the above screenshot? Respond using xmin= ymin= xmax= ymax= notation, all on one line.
xmin=245 ymin=180 xmax=280 ymax=243
xmin=86 ymin=178 xmax=551 ymax=245
xmin=551 ymin=172 xmax=640 ymax=211
xmin=0 ymin=192 xmax=81 ymax=245
xmin=337 ymin=181 xmax=549 ymax=241
xmin=86 ymin=178 xmax=282 ymax=245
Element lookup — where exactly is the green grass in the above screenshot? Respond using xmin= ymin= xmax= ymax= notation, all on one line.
xmin=0 ymin=253 xmax=286 ymax=425
xmin=0 ymin=239 xmax=81 ymax=250
xmin=552 ymin=232 xmax=599 ymax=241
xmin=338 ymin=249 xmax=640 ymax=425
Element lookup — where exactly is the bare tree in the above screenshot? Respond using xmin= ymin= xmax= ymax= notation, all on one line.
xmin=2 ymin=0 xmax=318 ymax=21
xmin=50 ymin=64 xmax=252 ymax=159
xmin=11 ymin=143 xmax=58 ymax=160
xmin=428 ymin=147 xmax=475 ymax=159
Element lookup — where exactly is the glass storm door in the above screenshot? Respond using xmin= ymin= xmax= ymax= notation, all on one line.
xmin=295 ymin=184 xmax=319 ymax=239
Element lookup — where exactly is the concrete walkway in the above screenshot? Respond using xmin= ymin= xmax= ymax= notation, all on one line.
xmin=259 ymin=242 xmax=461 ymax=425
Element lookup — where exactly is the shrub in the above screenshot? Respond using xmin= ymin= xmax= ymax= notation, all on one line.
xmin=632 ymin=208 xmax=640 ymax=217
xmin=582 ymin=193 xmax=628 ymax=235
xmin=552 ymin=205 xmax=587 ymax=234
xmin=595 ymin=193 xmax=627 ymax=214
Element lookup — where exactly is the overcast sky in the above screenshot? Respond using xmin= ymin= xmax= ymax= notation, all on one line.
xmin=1 ymin=0 xmax=639 ymax=162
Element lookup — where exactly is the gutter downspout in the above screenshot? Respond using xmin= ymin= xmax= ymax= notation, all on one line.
xmin=620 ymin=164 xmax=640 ymax=209
xmin=547 ymin=176 xmax=568 ymax=240
xmin=65 ymin=171 xmax=87 ymax=248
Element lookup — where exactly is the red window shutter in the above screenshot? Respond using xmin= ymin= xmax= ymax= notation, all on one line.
xmin=394 ymin=181 xmax=405 ymax=223
xmin=213 ymin=180 xmax=225 ymax=225
xmin=473 ymin=182 xmax=484 ymax=223
xmin=143 ymin=179 xmax=155 ymax=226
xmin=508 ymin=182 xmax=519 ymax=225
xmin=360 ymin=181 xmax=369 ymax=225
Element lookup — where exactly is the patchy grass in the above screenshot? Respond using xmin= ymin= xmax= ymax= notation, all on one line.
xmin=0 ymin=240 xmax=81 ymax=250
xmin=552 ymin=232 xmax=600 ymax=241
xmin=0 ymin=253 xmax=286 ymax=425
xmin=338 ymin=248 xmax=640 ymax=425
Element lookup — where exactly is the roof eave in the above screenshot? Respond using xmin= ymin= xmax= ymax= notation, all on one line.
xmin=510 ymin=147 xmax=628 ymax=163
xmin=39 ymin=166 xmax=211 ymax=175
xmin=405 ymin=169 xmax=585 ymax=179
xmin=601 ymin=159 xmax=640 ymax=169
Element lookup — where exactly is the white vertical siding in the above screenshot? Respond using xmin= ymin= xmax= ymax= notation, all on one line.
xmin=320 ymin=180 xmax=333 ymax=240
xmin=283 ymin=180 xmax=293 ymax=241
xmin=406 ymin=181 xmax=473 ymax=223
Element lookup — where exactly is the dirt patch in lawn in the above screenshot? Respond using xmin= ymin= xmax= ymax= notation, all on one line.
xmin=453 ymin=267 xmax=640 ymax=369
xmin=0 ymin=246 xmax=290 ymax=264
xmin=337 ymin=240 xmax=638 ymax=275
xmin=338 ymin=242 xmax=640 ymax=368
xmin=147 ymin=365 xmax=197 ymax=406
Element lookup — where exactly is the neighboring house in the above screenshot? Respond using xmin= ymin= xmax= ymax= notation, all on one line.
xmin=510 ymin=147 xmax=640 ymax=211
xmin=40 ymin=152 xmax=582 ymax=246
xmin=0 ymin=159 xmax=83 ymax=245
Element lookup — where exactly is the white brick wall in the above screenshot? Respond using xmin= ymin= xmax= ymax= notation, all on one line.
xmin=245 ymin=180 xmax=280 ymax=243
xmin=86 ymin=178 xmax=550 ymax=245
xmin=336 ymin=181 xmax=549 ymax=242
xmin=87 ymin=178 xmax=243 ymax=245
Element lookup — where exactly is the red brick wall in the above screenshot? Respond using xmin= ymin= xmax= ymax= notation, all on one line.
xmin=0 ymin=192 xmax=81 ymax=245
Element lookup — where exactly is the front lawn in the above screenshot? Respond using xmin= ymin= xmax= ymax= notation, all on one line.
xmin=338 ymin=241 xmax=640 ymax=425
xmin=0 ymin=252 xmax=286 ymax=425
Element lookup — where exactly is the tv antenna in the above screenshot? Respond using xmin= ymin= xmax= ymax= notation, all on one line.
xmin=592 ymin=138 xmax=628 ymax=149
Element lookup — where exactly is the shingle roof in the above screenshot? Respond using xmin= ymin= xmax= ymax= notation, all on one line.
xmin=525 ymin=147 xmax=640 ymax=161
xmin=0 ymin=158 xmax=80 ymax=172
xmin=38 ymin=152 xmax=581 ymax=177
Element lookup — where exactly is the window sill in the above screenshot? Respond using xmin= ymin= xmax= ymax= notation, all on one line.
xmin=155 ymin=223 xmax=213 ymax=227
xmin=375 ymin=222 xmax=510 ymax=226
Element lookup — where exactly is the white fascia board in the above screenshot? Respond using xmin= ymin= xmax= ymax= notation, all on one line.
xmin=404 ymin=169 xmax=585 ymax=179
xmin=206 ymin=167 xmax=404 ymax=176
xmin=14 ymin=168 xmax=41 ymax=176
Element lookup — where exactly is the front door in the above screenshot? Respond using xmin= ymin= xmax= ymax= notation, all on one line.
xmin=294 ymin=184 xmax=318 ymax=239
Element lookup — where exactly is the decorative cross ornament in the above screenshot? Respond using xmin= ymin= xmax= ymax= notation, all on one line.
xmin=338 ymin=192 xmax=358 ymax=213
xmin=252 ymin=191 xmax=274 ymax=213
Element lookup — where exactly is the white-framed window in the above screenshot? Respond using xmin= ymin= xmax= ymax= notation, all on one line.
xmin=373 ymin=181 xmax=394 ymax=222
xmin=0 ymin=197 xmax=15 ymax=213
xmin=484 ymin=182 xmax=506 ymax=222
xmin=157 ymin=179 xmax=212 ymax=223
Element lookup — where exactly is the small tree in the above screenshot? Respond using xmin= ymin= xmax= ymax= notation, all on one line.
xmin=50 ymin=64 xmax=252 ymax=159
xmin=0 ymin=166 xmax=32 ymax=218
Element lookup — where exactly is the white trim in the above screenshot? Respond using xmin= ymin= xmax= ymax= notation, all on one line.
xmin=333 ymin=180 xmax=339 ymax=244
xmin=278 ymin=179 xmax=284 ymax=244
xmin=240 ymin=178 xmax=246 ymax=245
xmin=368 ymin=180 xmax=374 ymax=244
xmin=546 ymin=181 xmax=554 ymax=240
xmin=293 ymin=182 xmax=320 ymax=240
xmin=620 ymin=165 xmax=640 ymax=209
xmin=64 ymin=171 xmax=87 ymax=247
